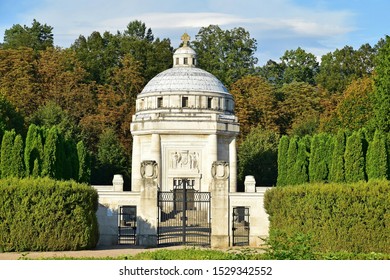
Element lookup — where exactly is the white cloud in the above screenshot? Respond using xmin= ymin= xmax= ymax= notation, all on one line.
xmin=2 ymin=0 xmax=356 ymax=64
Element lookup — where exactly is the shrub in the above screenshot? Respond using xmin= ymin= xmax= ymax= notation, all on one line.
xmin=264 ymin=180 xmax=390 ymax=254
xmin=0 ymin=177 xmax=99 ymax=252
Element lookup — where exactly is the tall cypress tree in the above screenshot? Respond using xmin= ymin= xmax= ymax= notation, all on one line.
xmin=63 ymin=139 xmax=78 ymax=180
xmin=55 ymin=133 xmax=66 ymax=180
xmin=290 ymin=138 xmax=309 ymax=185
xmin=42 ymin=126 xmax=59 ymax=178
xmin=25 ymin=124 xmax=44 ymax=177
xmin=366 ymin=130 xmax=388 ymax=180
xmin=277 ymin=135 xmax=289 ymax=186
xmin=329 ymin=130 xmax=346 ymax=183
xmin=286 ymin=136 xmax=298 ymax=185
xmin=373 ymin=35 xmax=390 ymax=132
xmin=11 ymin=134 xmax=25 ymax=178
xmin=0 ymin=130 xmax=16 ymax=178
xmin=77 ymin=140 xmax=91 ymax=183
xmin=309 ymin=133 xmax=330 ymax=182
xmin=344 ymin=131 xmax=366 ymax=182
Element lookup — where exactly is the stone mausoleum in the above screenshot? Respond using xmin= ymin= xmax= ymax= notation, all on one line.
xmin=94 ymin=34 xmax=270 ymax=247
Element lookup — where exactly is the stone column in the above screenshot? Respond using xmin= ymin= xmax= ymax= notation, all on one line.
xmin=131 ymin=135 xmax=141 ymax=192
xmin=210 ymin=161 xmax=230 ymax=247
xmin=207 ymin=134 xmax=218 ymax=192
xmin=151 ymin=133 xmax=161 ymax=187
xmin=229 ymin=137 xmax=237 ymax=192
xmin=137 ymin=160 xmax=159 ymax=246
xmin=208 ymin=134 xmax=218 ymax=161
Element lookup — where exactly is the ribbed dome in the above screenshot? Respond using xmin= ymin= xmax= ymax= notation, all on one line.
xmin=174 ymin=46 xmax=196 ymax=55
xmin=140 ymin=67 xmax=229 ymax=95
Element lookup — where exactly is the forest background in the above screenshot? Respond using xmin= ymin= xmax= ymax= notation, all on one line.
xmin=1 ymin=19 xmax=389 ymax=189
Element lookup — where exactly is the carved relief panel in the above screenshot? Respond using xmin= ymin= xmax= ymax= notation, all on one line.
xmin=170 ymin=150 xmax=200 ymax=173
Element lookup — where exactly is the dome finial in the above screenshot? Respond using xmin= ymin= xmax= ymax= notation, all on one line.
xmin=181 ymin=32 xmax=190 ymax=47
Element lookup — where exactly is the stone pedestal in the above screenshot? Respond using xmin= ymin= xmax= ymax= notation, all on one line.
xmin=137 ymin=160 xmax=159 ymax=246
xmin=244 ymin=175 xmax=256 ymax=193
xmin=112 ymin=174 xmax=124 ymax=192
xmin=210 ymin=161 xmax=230 ymax=247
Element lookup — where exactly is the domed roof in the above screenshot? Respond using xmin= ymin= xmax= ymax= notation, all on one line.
xmin=173 ymin=46 xmax=196 ymax=55
xmin=140 ymin=32 xmax=229 ymax=95
xmin=140 ymin=67 xmax=229 ymax=94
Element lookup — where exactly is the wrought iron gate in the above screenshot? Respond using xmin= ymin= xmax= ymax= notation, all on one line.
xmin=232 ymin=207 xmax=250 ymax=246
xmin=158 ymin=178 xmax=211 ymax=246
xmin=118 ymin=206 xmax=137 ymax=245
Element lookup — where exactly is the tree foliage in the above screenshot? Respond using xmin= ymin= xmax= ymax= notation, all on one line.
xmin=308 ymin=133 xmax=331 ymax=183
xmin=320 ymin=76 xmax=374 ymax=133
xmin=328 ymin=130 xmax=347 ymax=183
xmin=11 ymin=134 xmax=25 ymax=178
xmin=77 ymin=140 xmax=91 ymax=183
xmin=238 ymin=127 xmax=279 ymax=187
xmin=24 ymin=124 xmax=44 ymax=177
xmin=230 ymin=76 xmax=277 ymax=140
xmin=280 ymin=47 xmax=319 ymax=85
xmin=3 ymin=19 xmax=53 ymax=51
xmin=290 ymin=137 xmax=309 ymax=185
xmin=344 ymin=131 xmax=367 ymax=183
xmin=42 ymin=126 xmax=60 ymax=178
xmin=366 ymin=130 xmax=388 ymax=180
xmin=316 ymin=44 xmax=376 ymax=94
xmin=277 ymin=82 xmax=324 ymax=135
xmin=1 ymin=130 xmax=16 ymax=178
xmin=192 ymin=25 xmax=257 ymax=87
xmin=286 ymin=136 xmax=299 ymax=184
xmin=276 ymin=135 xmax=289 ymax=186
xmin=93 ymin=128 xmax=128 ymax=185
xmin=373 ymin=35 xmax=390 ymax=132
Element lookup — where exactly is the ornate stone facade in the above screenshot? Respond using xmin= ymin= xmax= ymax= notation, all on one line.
xmin=130 ymin=33 xmax=239 ymax=193
xmin=93 ymin=34 xmax=270 ymax=248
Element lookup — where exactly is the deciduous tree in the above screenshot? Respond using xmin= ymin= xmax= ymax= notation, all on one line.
xmin=192 ymin=25 xmax=257 ymax=87
xmin=238 ymin=127 xmax=279 ymax=188
xmin=3 ymin=19 xmax=53 ymax=51
xmin=230 ymin=76 xmax=277 ymax=140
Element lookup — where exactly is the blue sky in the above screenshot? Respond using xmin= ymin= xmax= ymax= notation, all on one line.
xmin=0 ymin=0 xmax=388 ymax=65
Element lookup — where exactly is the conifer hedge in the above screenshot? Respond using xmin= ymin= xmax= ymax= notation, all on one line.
xmin=264 ymin=180 xmax=390 ymax=253
xmin=0 ymin=124 xmax=90 ymax=183
xmin=276 ymin=129 xmax=390 ymax=186
xmin=0 ymin=177 xmax=99 ymax=252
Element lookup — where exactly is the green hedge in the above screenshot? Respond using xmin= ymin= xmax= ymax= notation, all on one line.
xmin=264 ymin=180 xmax=390 ymax=254
xmin=0 ymin=177 xmax=99 ymax=252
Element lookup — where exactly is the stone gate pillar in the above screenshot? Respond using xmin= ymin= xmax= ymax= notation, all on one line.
xmin=137 ymin=160 xmax=159 ymax=246
xmin=210 ymin=161 xmax=230 ymax=247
